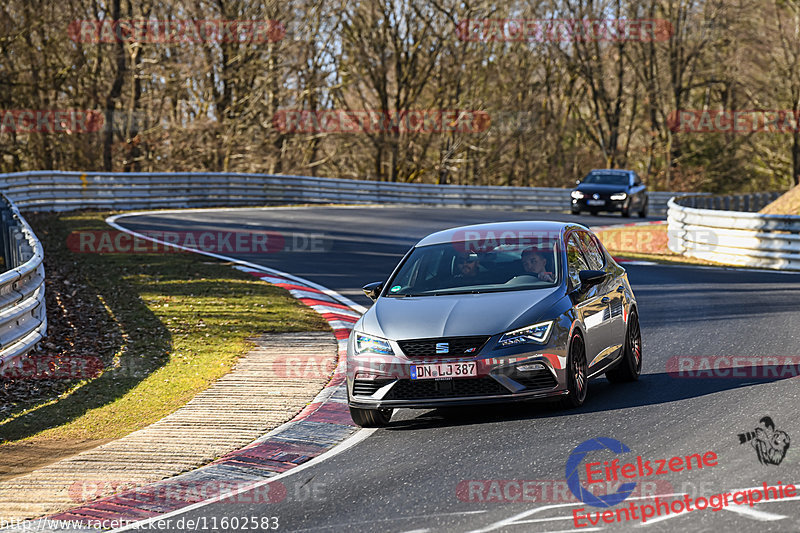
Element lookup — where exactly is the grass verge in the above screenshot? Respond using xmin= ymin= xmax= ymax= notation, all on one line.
xmin=0 ymin=211 xmax=328 ymax=447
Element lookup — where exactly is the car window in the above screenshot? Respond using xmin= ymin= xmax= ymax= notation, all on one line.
xmin=385 ymin=237 xmax=561 ymax=297
xmin=577 ymin=231 xmax=605 ymax=270
xmin=566 ymin=234 xmax=590 ymax=288
xmin=391 ymin=247 xmax=444 ymax=289
xmin=582 ymin=173 xmax=630 ymax=186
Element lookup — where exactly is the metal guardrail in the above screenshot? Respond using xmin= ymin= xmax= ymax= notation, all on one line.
xmin=0 ymin=171 xmax=682 ymax=214
xmin=0 ymin=169 xmax=688 ymax=379
xmin=667 ymin=193 xmax=800 ymax=270
xmin=672 ymin=192 xmax=782 ymax=213
xmin=0 ymin=194 xmax=46 ymax=372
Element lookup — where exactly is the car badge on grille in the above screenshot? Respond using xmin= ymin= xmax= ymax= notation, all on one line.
xmin=592 ymin=193 xmax=600 ymax=199
xmin=465 ymin=347 xmax=477 ymax=353
xmin=435 ymin=342 xmax=449 ymax=354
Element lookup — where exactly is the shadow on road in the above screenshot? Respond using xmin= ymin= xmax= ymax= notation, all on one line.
xmin=385 ymin=369 xmax=792 ymax=430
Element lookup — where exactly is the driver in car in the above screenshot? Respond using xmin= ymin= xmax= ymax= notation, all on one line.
xmin=454 ymin=252 xmax=482 ymax=279
xmin=521 ymin=247 xmax=555 ymax=282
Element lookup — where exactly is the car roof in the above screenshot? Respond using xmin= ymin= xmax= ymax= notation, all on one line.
xmin=587 ymin=168 xmax=632 ymax=174
xmin=415 ymin=220 xmax=588 ymax=247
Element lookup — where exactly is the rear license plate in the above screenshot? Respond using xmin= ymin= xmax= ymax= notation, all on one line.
xmin=410 ymin=362 xmax=477 ymax=380
xmin=587 ymin=199 xmax=605 ymax=206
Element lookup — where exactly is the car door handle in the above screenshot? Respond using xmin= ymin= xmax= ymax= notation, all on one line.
xmin=601 ymin=297 xmax=610 ymax=303
xmin=616 ymin=285 xmax=624 ymax=292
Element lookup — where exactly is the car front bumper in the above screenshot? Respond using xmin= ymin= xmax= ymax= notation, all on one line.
xmin=572 ymin=197 xmax=627 ymax=212
xmin=346 ymin=336 xmax=571 ymax=410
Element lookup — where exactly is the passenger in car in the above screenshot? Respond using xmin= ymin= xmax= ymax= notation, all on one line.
xmin=521 ymin=247 xmax=555 ymax=282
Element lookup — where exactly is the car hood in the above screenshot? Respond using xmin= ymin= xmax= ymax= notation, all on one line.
xmin=575 ymin=183 xmax=628 ymax=194
xmin=358 ymin=287 xmax=564 ymax=340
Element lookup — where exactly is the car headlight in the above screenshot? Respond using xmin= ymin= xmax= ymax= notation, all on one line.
xmin=610 ymin=193 xmax=627 ymax=200
xmin=355 ymin=333 xmax=394 ymax=355
xmin=571 ymin=191 xmax=585 ymax=199
xmin=497 ymin=321 xmax=554 ymax=347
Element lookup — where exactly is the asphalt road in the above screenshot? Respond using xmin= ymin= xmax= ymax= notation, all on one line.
xmin=117 ymin=207 xmax=800 ymax=533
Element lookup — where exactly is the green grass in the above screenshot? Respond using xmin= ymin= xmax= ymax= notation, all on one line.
xmin=0 ymin=211 xmax=328 ymax=443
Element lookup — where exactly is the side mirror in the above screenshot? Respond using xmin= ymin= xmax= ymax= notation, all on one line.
xmin=578 ymin=270 xmax=608 ymax=289
xmin=362 ymin=281 xmax=384 ymax=301
xmin=575 ymin=179 xmax=581 ymax=185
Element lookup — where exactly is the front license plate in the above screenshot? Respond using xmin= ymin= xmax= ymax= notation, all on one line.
xmin=587 ymin=199 xmax=605 ymax=206
xmin=410 ymin=362 xmax=477 ymax=380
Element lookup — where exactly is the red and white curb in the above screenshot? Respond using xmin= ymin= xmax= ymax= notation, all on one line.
xmin=1 ymin=216 xmax=369 ymax=533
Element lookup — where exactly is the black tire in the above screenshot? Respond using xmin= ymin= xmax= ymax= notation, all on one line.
xmin=571 ymin=208 xmax=581 ymax=215
xmin=606 ymin=310 xmax=643 ymax=383
xmin=638 ymin=201 xmax=648 ymax=218
xmin=349 ymin=405 xmax=393 ymax=427
xmin=560 ymin=331 xmax=588 ymax=409
xmin=621 ymin=206 xmax=631 ymax=217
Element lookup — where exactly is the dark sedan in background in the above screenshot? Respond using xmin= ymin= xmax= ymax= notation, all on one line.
xmin=571 ymin=169 xmax=648 ymax=217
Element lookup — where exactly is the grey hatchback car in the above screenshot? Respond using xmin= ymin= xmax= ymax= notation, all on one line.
xmin=346 ymin=221 xmax=642 ymax=427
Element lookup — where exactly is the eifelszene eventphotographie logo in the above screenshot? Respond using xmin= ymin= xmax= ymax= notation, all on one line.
xmin=565 ymin=437 xmax=719 ymax=508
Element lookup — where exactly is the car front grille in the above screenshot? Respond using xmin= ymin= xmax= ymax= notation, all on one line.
xmin=397 ymin=336 xmax=490 ymax=358
xmin=352 ymin=378 xmax=394 ymax=397
xmin=508 ymin=368 xmax=558 ymax=391
xmin=383 ymin=377 xmax=511 ymax=400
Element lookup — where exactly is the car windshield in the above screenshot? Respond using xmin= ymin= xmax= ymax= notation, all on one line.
xmin=582 ymin=173 xmax=630 ymax=186
xmin=384 ymin=237 xmax=561 ymax=297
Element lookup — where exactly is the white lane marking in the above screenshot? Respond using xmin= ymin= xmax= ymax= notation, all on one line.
xmin=723 ymin=506 xmax=786 ymax=521
xmin=258 ymin=274 xmax=295 ymax=284
xmin=637 ymin=506 xmax=692 ymax=526
xmin=310 ymin=304 xmax=361 ymax=318
xmin=758 ymin=495 xmax=800 ymax=503
xmin=465 ymin=502 xmax=583 ymax=533
xmin=105 ymin=211 xmax=368 ymax=313
xmin=538 ymin=529 xmax=602 ymax=533
xmin=110 ymin=428 xmax=378 ymax=532
xmin=466 ymin=494 xmax=687 ymax=533
xmin=515 ymin=516 xmax=575 ymax=523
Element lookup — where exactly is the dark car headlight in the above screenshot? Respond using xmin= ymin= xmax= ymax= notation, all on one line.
xmin=570 ymin=191 xmax=585 ymax=199
xmin=610 ymin=192 xmax=627 ymax=200
xmin=354 ymin=333 xmax=394 ymax=355
xmin=497 ymin=321 xmax=554 ymax=347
